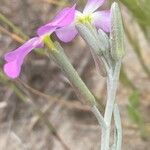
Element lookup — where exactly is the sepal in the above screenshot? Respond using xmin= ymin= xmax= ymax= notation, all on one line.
xmin=110 ymin=2 xmax=125 ymax=60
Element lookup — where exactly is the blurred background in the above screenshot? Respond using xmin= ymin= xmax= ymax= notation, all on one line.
xmin=0 ymin=0 xmax=150 ymax=149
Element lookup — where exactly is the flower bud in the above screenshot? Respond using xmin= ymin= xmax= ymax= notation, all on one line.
xmin=76 ymin=23 xmax=101 ymax=55
xmin=76 ymin=23 xmax=107 ymax=76
xmin=110 ymin=2 xmax=125 ymax=60
xmin=76 ymin=22 xmax=110 ymax=54
xmin=98 ymin=29 xmax=110 ymax=53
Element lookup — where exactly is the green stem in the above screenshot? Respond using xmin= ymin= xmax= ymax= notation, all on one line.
xmin=113 ymin=103 xmax=122 ymax=150
xmin=101 ymin=60 xmax=121 ymax=150
xmin=45 ymin=38 xmax=97 ymax=106
xmin=44 ymin=36 xmax=106 ymax=130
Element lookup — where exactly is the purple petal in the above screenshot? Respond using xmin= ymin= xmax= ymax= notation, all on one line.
xmin=5 ymin=37 xmax=43 ymax=62
xmin=4 ymin=59 xmax=21 ymax=79
xmin=4 ymin=37 xmax=43 ymax=78
xmin=55 ymin=24 xmax=78 ymax=43
xmin=83 ymin=0 xmax=105 ymax=14
xmin=51 ymin=4 xmax=76 ymax=27
xmin=37 ymin=5 xmax=76 ymax=37
xmin=92 ymin=10 xmax=111 ymax=32
xmin=37 ymin=26 xmax=57 ymax=37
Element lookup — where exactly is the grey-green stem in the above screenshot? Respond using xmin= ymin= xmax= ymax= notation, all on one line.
xmin=113 ymin=103 xmax=122 ymax=150
xmin=76 ymin=21 xmax=123 ymax=150
xmin=101 ymin=60 xmax=122 ymax=150
xmin=49 ymin=41 xmax=97 ymax=106
xmin=44 ymin=37 xmax=106 ymax=137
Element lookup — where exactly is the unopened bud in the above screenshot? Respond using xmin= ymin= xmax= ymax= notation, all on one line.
xmin=76 ymin=23 xmax=101 ymax=55
xmin=98 ymin=29 xmax=110 ymax=53
xmin=76 ymin=23 xmax=107 ymax=76
xmin=91 ymin=50 xmax=107 ymax=77
xmin=110 ymin=2 xmax=125 ymax=60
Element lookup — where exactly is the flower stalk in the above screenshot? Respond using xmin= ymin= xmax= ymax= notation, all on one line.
xmin=113 ymin=104 xmax=122 ymax=150
xmin=101 ymin=60 xmax=122 ymax=150
xmin=101 ymin=3 xmax=124 ymax=149
xmin=76 ymin=2 xmax=124 ymax=150
xmin=43 ymin=35 xmax=106 ymax=129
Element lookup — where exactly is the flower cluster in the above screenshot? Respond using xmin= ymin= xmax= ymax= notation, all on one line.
xmin=3 ymin=0 xmax=111 ymax=78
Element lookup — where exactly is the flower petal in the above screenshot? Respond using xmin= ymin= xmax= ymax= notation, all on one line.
xmin=51 ymin=4 xmax=76 ymax=27
xmin=37 ymin=5 xmax=76 ymax=37
xmin=37 ymin=26 xmax=57 ymax=37
xmin=4 ymin=37 xmax=43 ymax=78
xmin=4 ymin=59 xmax=21 ymax=79
xmin=83 ymin=0 xmax=105 ymax=14
xmin=5 ymin=37 xmax=43 ymax=62
xmin=92 ymin=10 xmax=111 ymax=32
xmin=55 ymin=24 xmax=78 ymax=43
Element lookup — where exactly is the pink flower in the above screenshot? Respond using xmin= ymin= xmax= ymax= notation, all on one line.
xmin=56 ymin=0 xmax=110 ymax=42
xmin=3 ymin=0 xmax=111 ymax=79
xmin=3 ymin=5 xmax=76 ymax=78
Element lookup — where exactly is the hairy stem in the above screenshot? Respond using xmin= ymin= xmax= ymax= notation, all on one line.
xmin=101 ymin=60 xmax=121 ymax=150
xmin=91 ymin=105 xmax=107 ymax=130
xmin=113 ymin=103 xmax=122 ymax=150
xmin=49 ymin=42 xmax=97 ymax=106
xmin=44 ymin=38 xmax=106 ymax=145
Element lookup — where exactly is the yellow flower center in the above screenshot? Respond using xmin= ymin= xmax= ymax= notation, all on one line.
xmin=77 ymin=15 xmax=92 ymax=23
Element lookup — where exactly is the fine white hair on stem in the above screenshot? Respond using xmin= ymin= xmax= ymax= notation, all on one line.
xmin=91 ymin=105 xmax=107 ymax=129
xmin=113 ymin=103 xmax=122 ymax=150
